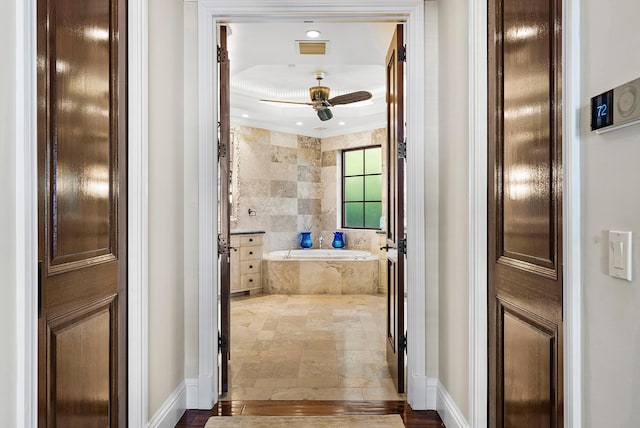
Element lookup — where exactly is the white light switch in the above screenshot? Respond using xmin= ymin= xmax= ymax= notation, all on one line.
xmin=609 ymin=231 xmax=632 ymax=281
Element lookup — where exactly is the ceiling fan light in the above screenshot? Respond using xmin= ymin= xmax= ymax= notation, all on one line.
xmin=305 ymin=29 xmax=321 ymax=38
xmin=317 ymin=107 xmax=333 ymax=121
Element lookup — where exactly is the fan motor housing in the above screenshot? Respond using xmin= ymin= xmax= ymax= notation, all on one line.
xmin=310 ymin=86 xmax=330 ymax=102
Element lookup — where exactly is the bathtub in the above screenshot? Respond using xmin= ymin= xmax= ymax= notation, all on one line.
xmin=262 ymin=249 xmax=379 ymax=294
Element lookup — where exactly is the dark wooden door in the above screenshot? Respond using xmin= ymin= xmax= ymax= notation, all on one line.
xmin=384 ymin=23 xmax=406 ymax=394
xmin=218 ymin=25 xmax=232 ymax=396
xmin=37 ymin=0 xmax=127 ymax=426
xmin=488 ymin=0 xmax=563 ymax=426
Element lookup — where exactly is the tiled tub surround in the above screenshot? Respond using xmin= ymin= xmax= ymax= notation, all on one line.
xmin=262 ymin=250 xmax=379 ymax=295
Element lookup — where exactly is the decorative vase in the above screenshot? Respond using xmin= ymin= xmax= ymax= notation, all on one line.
xmin=300 ymin=232 xmax=313 ymax=248
xmin=331 ymin=231 xmax=345 ymax=248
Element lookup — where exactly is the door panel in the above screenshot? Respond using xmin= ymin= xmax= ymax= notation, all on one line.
xmin=489 ymin=0 xmax=563 ymax=426
xmin=37 ymin=0 xmax=127 ymax=425
xmin=218 ymin=25 xmax=232 ymax=396
xmin=49 ymin=298 xmax=116 ymax=427
xmin=384 ymin=24 xmax=405 ymax=394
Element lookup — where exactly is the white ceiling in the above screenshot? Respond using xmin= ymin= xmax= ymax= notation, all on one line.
xmin=226 ymin=22 xmax=398 ymax=138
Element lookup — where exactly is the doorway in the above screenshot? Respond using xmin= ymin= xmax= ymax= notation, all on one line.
xmin=219 ymin=20 xmax=405 ymax=400
xmin=196 ymin=1 xmax=430 ymax=410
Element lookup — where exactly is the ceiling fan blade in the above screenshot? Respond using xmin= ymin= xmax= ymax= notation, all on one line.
xmin=260 ymin=99 xmax=314 ymax=106
xmin=327 ymin=91 xmax=372 ymax=106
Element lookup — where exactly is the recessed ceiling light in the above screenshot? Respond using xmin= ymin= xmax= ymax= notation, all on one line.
xmin=296 ymin=121 xmax=303 ymax=126
xmin=241 ymin=113 xmax=249 ymax=118
xmin=305 ymin=29 xmax=321 ymax=38
xmin=338 ymin=121 xmax=345 ymax=126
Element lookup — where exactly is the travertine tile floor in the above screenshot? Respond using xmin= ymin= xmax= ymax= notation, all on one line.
xmin=222 ymin=294 xmax=405 ymax=401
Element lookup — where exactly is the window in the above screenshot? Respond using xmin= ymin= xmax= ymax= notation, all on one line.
xmin=342 ymin=146 xmax=382 ymax=229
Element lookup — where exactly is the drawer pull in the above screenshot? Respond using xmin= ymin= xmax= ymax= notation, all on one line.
xmin=249 ymin=238 xmax=253 ymax=242
xmin=249 ymin=265 xmax=253 ymax=269
xmin=249 ymin=251 xmax=253 ymax=255
xmin=249 ymin=279 xmax=253 ymax=282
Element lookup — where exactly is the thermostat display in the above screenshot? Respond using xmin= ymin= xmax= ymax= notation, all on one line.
xmin=591 ymin=90 xmax=614 ymax=131
xmin=591 ymin=77 xmax=640 ymax=132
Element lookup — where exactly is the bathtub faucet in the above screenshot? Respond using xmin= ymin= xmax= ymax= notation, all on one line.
xmin=319 ymin=235 xmax=324 ymax=249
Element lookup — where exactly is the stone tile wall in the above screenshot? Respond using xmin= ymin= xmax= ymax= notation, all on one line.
xmin=232 ymin=124 xmax=387 ymax=277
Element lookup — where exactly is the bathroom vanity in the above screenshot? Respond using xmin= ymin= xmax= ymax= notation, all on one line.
xmin=230 ymin=231 xmax=265 ymax=294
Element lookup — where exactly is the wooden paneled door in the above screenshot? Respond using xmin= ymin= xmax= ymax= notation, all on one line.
xmin=218 ymin=25 xmax=232 ymax=396
xmin=383 ymin=23 xmax=406 ymax=394
xmin=37 ymin=0 xmax=127 ymax=426
xmin=488 ymin=0 xmax=563 ymax=427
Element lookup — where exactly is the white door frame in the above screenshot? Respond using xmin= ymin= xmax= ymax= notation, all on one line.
xmin=196 ymin=0 xmax=429 ymax=410
xmin=467 ymin=0 xmax=582 ymax=426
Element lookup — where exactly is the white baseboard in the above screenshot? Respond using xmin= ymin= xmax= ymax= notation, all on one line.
xmin=426 ymin=377 xmax=438 ymax=410
xmin=407 ymin=375 xmax=437 ymax=410
xmin=147 ymin=381 xmax=187 ymax=428
xmin=437 ymin=380 xmax=470 ymax=428
xmin=185 ymin=378 xmax=199 ymax=409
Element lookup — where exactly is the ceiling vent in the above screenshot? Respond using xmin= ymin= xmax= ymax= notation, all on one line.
xmin=296 ymin=40 xmax=329 ymax=55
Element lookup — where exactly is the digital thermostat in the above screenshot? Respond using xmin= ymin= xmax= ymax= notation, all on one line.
xmin=591 ymin=77 xmax=640 ymax=133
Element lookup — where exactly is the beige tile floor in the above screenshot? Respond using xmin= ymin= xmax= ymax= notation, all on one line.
xmin=222 ymin=294 xmax=406 ymax=401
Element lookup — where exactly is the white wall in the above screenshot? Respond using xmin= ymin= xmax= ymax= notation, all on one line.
xmin=0 ymin=0 xmax=17 ymax=425
xmin=437 ymin=0 xmax=470 ymax=419
xmin=148 ymin=0 xmax=186 ymax=416
xmin=581 ymin=1 xmax=640 ymax=426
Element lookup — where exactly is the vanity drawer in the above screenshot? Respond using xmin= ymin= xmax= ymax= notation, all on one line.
xmin=240 ymin=234 xmax=263 ymax=246
xmin=241 ymin=260 xmax=261 ymax=274
xmin=240 ymin=273 xmax=261 ymax=289
xmin=240 ymin=246 xmax=261 ymax=260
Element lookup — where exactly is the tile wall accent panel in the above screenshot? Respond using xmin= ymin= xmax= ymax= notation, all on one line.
xmin=296 ymin=215 xmax=320 ymax=235
xmin=270 ymin=131 xmax=298 ymax=148
xmin=322 ymin=150 xmax=337 ymax=167
xmin=298 ymin=135 xmax=321 ymax=150
xmin=270 ymin=215 xmax=297 ymax=233
xmin=267 ymin=232 xmax=299 ymax=252
xmin=239 ymin=178 xmax=270 ymax=197
xmin=298 ymin=149 xmax=322 ymax=167
xmin=269 ymin=162 xmax=298 ymax=182
xmin=297 ymin=165 xmax=321 ymax=183
xmin=298 ymin=199 xmax=321 ymax=215
xmin=297 ymin=182 xmax=323 ymax=199
xmin=270 ymin=180 xmax=297 ymax=198
xmin=267 ymin=198 xmax=297 ymax=216
xmin=271 ymin=146 xmax=298 ymax=164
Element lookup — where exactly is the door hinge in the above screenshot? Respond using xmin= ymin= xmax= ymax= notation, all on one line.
xmin=218 ymin=235 xmax=229 ymax=256
xmin=218 ymin=139 xmax=227 ymax=159
xmin=402 ymin=332 xmax=407 ymax=354
xmin=398 ymin=238 xmax=407 ymax=255
xmin=218 ymin=332 xmax=227 ymax=354
xmin=399 ymin=45 xmax=407 ymax=62
xmin=217 ymin=46 xmax=228 ymax=64
xmin=398 ymin=138 xmax=407 ymax=159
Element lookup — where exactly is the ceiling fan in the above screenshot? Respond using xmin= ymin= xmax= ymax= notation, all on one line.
xmin=259 ymin=71 xmax=373 ymax=121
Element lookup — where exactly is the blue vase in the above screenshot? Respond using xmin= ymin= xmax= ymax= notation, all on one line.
xmin=331 ymin=232 xmax=345 ymax=248
xmin=300 ymin=232 xmax=313 ymax=248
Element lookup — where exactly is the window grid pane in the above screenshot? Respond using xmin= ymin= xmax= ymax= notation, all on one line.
xmin=342 ymin=146 xmax=382 ymax=229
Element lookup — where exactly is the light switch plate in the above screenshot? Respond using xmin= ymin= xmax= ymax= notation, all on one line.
xmin=609 ymin=230 xmax=632 ymax=281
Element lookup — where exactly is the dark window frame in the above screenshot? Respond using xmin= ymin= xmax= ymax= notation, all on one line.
xmin=341 ymin=145 xmax=383 ymax=230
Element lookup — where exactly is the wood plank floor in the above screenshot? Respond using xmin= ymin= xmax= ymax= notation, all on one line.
xmin=175 ymin=400 xmax=444 ymax=427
